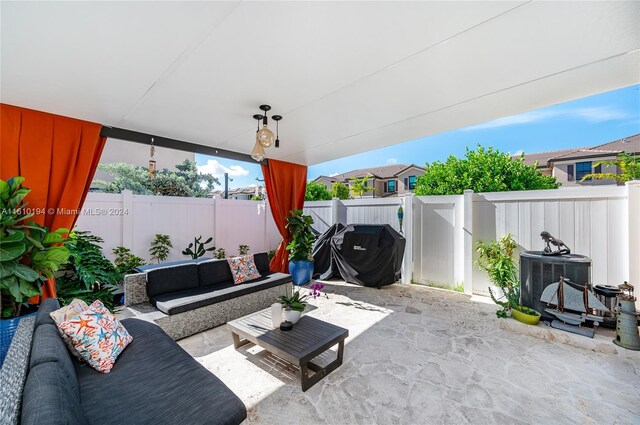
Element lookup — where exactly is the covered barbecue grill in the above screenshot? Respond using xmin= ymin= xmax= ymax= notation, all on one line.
xmin=330 ymin=224 xmax=405 ymax=287
xmin=312 ymin=223 xmax=345 ymax=280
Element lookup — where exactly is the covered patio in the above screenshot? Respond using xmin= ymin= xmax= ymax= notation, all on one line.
xmin=2 ymin=2 xmax=640 ymax=425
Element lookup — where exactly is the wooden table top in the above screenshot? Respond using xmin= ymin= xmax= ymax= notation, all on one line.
xmin=227 ymin=309 xmax=348 ymax=364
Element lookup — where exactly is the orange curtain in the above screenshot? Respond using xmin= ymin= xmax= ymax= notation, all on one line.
xmin=1 ymin=104 xmax=106 ymax=299
xmin=262 ymin=159 xmax=307 ymax=273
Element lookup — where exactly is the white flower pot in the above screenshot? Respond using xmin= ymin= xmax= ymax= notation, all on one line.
xmin=283 ymin=309 xmax=302 ymax=324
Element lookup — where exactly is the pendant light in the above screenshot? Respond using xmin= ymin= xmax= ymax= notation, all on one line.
xmin=256 ymin=105 xmax=275 ymax=148
xmin=251 ymin=105 xmax=283 ymax=161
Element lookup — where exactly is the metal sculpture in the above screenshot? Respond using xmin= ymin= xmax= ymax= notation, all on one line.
xmin=540 ymin=231 xmax=571 ymax=256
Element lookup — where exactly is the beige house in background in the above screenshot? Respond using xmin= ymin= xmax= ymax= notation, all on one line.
xmin=518 ymin=133 xmax=639 ymax=186
xmin=94 ymin=138 xmax=195 ymax=182
xmin=315 ymin=164 xmax=425 ymax=197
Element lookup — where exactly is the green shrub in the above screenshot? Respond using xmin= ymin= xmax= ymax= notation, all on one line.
xmin=113 ymin=246 xmax=145 ymax=276
xmin=305 ymin=181 xmax=332 ymax=201
xmin=149 ymin=234 xmax=172 ymax=263
xmin=330 ymin=182 xmax=350 ymax=200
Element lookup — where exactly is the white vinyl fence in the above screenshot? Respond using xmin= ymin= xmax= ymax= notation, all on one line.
xmin=305 ymin=182 xmax=640 ymax=306
xmin=75 ymin=191 xmax=281 ymax=262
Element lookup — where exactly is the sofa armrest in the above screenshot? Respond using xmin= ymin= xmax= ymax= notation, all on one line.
xmin=125 ymin=273 xmax=149 ymax=306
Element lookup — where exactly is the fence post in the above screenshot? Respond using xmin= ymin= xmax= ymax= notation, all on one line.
xmin=331 ymin=197 xmax=339 ymax=225
xmin=121 ymin=190 xmax=134 ymax=249
xmin=626 ymin=181 xmax=640 ymax=310
xmin=463 ymin=189 xmax=474 ymax=295
xmin=401 ymin=193 xmax=414 ymax=284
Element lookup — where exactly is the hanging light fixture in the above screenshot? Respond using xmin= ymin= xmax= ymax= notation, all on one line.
xmin=251 ymin=105 xmax=283 ymax=162
xmin=148 ymin=137 xmax=157 ymax=178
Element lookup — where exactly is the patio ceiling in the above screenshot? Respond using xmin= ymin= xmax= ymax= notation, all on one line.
xmin=1 ymin=1 xmax=639 ymax=166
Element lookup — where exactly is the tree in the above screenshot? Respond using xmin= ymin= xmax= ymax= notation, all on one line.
xmin=93 ymin=160 xmax=220 ymax=198
xmin=149 ymin=234 xmax=173 ymax=263
xmin=305 ymin=180 xmax=332 ymax=201
xmin=350 ymin=174 xmax=374 ymax=198
xmin=330 ymin=181 xmax=350 ymax=200
xmin=581 ymin=153 xmax=639 ymax=183
xmin=414 ymin=145 xmax=559 ymax=196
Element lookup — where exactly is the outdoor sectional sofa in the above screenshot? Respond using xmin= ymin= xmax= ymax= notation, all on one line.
xmin=20 ymin=298 xmax=247 ymax=425
xmin=124 ymin=252 xmax=292 ymax=340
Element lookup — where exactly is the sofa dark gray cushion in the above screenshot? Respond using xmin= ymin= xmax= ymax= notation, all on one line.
xmin=28 ymin=324 xmax=80 ymax=396
xmin=21 ymin=362 xmax=89 ymax=425
xmin=33 ymin=298 xmax=59 ymax=329
xmin=152 ymin=272 xmax=292 ymax=315
xmin=146 ymin=263 xmax=200 ymax=298
xmin=75 ymin=318 xmax=246 ymax=425
xmin=254 ymin=252 xmax=270 ymax=274
xmin=198 ymin=259 xmax=234 ymax=288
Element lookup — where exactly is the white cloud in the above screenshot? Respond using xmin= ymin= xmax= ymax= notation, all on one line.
xmin=462 ymin=106 xmax=630 ymax=131
xmin=386 ymin=158 xmax=398 ymax=165
xmin=513 ymin=149 xmax=525 ymax=156
xmin=329 ymin=173 xmax=339 ymax=177
xmin=197 ymin=159 xmax=249 ymax=179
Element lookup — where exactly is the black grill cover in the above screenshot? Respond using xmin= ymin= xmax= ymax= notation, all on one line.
xmin=331 ymin=224 xmax=405 ymax=287
xmin=312 ymin=223 xmax=345 ymax=280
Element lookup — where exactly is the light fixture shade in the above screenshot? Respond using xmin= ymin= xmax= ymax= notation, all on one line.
xmin=256 ymin=125 xmax=275 ymax=148
xmin=251 ymin=141 xmax=266 ymax=162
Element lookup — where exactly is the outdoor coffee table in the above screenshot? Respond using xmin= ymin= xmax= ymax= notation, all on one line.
xmin=227 ymin=309 xmax=348 ymax=391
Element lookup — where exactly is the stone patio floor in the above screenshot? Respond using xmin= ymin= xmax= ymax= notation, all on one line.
xmin=178 ymin=281 xmax=640 ymax=425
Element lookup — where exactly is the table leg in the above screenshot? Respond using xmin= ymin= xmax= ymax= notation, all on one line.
xmin=300 ymin=340 xmax=345 ymax=391
xmin=232 ymin=332 xmax=251 ymax=350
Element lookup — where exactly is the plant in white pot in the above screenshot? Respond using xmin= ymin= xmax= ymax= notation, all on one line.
xmin=278 ymin=290 xmax=308 ymax=324
xmin=0 ymin=177 xmax=70 ymax=365
xmin=285 ymin=209 xmax=316 ymax=286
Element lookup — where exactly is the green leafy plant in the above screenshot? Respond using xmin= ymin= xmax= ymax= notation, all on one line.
xmin=475 ymin=234 xmax=520 ymax=318
xmin=93 ymin=160 xmax=220 ymax=198
xmin=238 ymin=244 xmax=250 ymax=256
xmin=149 ymin=234 xmax=172 ymax=263
xmin=113 ymin=246 xmax=145 ymax=276
xmin=0 ymin=177 xmax=70 ymax=318
xmin=182 ymin=236 xmax=215 ymax=259
xmin=415 ymin=145 xmax=560 ymax=195
xmin=56 ymin=231 xmax=120 ymax=311
xmin=305 ymin=180 xmax=332 ymax=201
xmin=330 ymin=181 xmax=350 ymax=200
xmin=267 ymin=250 xmax=276 ymax=261
xmin=350 ymin=174 xmax=375 ymax=198
xmin=581 ymin=153 xmax=640 ymax=183
xmin=285 ymin=210 xmax=316 ymax=262
xmin=215 ymin=247 xmax=227 ymax=259
xmin=278 ymin=290 xmax=308 ymax=312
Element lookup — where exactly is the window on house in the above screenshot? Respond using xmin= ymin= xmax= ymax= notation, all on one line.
xmin=386 ymin=180 xmax=396 ymax=192
xmin=408 ymin=175 xmax=417 ymax=190
xmin=594 ymin=164 xmax=602 ymax=174
xmin=404 ymin=177 xmax=408 ymax=188
xmin=567 ymin=164 xmax=574 ymax=182
xmin=576 ymin=161 xmax=592 ymax=181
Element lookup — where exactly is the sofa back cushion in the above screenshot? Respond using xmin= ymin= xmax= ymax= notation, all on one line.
xmin=29 ymin=324 xmax=80 ymax=393
xmin=33 ymin=298 xmax=61 ymax=328
xmin=198 ymin=260 xmax=233 ymax=288
xmin=146 ymin=264 xmax=199 ymax=299
xmin=254 ymin=252 xmax=270 ymax=274
xmin=21 ymin=362 xmax=88 ymax=425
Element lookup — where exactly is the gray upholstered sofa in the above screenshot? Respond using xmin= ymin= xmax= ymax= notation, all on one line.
xmin=21 ymin=298 xmax=246 ymax=425
xmin=124 ymin=252 xmax=291 ymax=340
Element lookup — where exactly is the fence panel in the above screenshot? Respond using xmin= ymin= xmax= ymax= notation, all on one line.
xmin=303 ymin=201 xmax=333 ymax=234
xmin=472 ymin=187 xmax=628 ymax=296
xmin=412 ymin=196 xmax=462 ymax=287
xmin=342 ymin=198 xmax=403 ymax=232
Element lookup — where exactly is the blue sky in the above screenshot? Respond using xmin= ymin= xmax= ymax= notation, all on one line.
xmin=197 ymin=84 xmax=640 ymax=188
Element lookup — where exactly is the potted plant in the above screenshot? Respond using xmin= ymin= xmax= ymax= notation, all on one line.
xmin=278 ymin=290 xmax=308 ymax=324
xmin=285 ymin=210 xmax=316 ymax=286
xmin=475 ymin=234 xmax=540 ymax=325
xmin=0 ymin=177 xmax=71 ymax=365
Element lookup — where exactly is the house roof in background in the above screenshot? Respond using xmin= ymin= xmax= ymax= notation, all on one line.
xmin=315 ymin=164 xmax=425 ymax=183
xmin=517 ymin=133 xmax=639 ymax=167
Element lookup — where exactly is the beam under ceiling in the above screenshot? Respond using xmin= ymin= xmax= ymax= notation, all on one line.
xmin=100 ymin=126 xmax=261 ymax=164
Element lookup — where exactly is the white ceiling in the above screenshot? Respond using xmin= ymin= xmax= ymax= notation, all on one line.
xmin=2 ymin=1 xmax=639 ymax=165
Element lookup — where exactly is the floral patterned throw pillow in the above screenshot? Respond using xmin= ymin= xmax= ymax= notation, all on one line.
xmin=49 ymin=298 xmax=89 ymax=359
xmin=227 ymin=255 xmax=261 ymax=284
xmin=57 ymin=300 xmax=133 ymax=373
